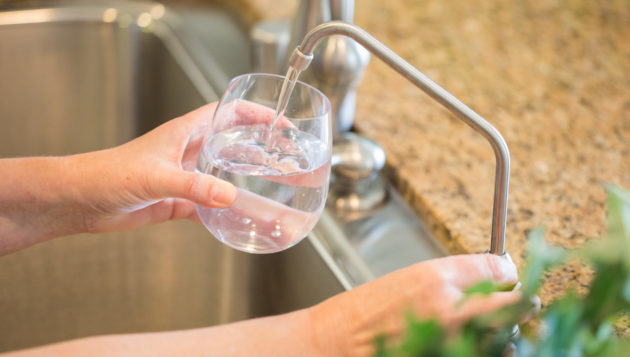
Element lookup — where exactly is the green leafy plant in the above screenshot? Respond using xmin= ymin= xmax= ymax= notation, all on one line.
xmin=376 ymin=185 xmax=630 ymax=356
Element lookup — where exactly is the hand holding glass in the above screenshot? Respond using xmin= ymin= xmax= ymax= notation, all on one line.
xmin=195 ymin=74 xmax=331 ymax=253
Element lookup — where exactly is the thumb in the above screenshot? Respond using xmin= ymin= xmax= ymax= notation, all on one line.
xmin=157 ymin=170 xmax=237 ymax=208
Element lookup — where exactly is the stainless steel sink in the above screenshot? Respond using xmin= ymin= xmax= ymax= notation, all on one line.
xmin=0 ymin=1 xmax=446 ymax=352
xmin=0 ymin=3 xmax=345 ymax=352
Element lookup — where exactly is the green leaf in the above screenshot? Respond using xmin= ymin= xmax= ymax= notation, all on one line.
xmin=605 ymin=185 xmax=630 ymax=266
xmin=400 ymin=318 xmax=446 ymax=356
xmin=458 ymin=280 xmax=516 ymax=308
xmin=605 ymin=185 xmax=630 ymax=240
xmin=583 ymin=261 xmax=630 ymax=328
xmin=612 ymin=339 xmax=630 ymax=356
xmin=444 ymin=332 xmax=477 ymax=357
xmin=536 ymin=293 xmax=584 ymax=355
xmin=465 ymin=281 xmax=515 ymax=296
xmin=520 ymin=227 xmax=567 ymax=297
xmin=571 ymin=186 xmax=630 ymax=265
xmin=374 ymin=335 xmax=389 ymax=357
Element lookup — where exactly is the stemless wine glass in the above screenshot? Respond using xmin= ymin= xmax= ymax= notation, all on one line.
xmin=195 ymin=73 xmax=332 ymax=254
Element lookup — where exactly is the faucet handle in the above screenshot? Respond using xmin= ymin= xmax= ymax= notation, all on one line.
xmin=329 ymin=132 xmax=387 ymax=214
xmin=332 ymin=132 xmax=385 ymax=182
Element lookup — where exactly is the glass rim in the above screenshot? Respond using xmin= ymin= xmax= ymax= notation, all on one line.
xmin=227 ymin=72 xmax=332 ymax=119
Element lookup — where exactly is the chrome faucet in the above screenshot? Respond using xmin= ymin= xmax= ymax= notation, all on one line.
xmin=287 ymin=0 xmax=369 ymax=135
xmin=250 ymin=0 xmax=382 ymax=214
xmin=288 ymin=22 xmax=511 ymax=256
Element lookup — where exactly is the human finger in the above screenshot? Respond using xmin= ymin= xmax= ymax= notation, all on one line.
xmin=150 ymin=169 xmax=237 ymax=208
xmin=180 ymin=102 xmax=219 ymax=128
xmin=430 ymin=254 xmax=519 ymax=289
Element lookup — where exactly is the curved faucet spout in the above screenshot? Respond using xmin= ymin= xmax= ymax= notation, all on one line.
xmin=290 ymin=21 xmax=510 ymax=255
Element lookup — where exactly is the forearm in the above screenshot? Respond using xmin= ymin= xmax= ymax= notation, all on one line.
xmin=0 ymin=156 xmax=88 ymax=255
xmin=3 ymin=309 xmax=323 ymax=357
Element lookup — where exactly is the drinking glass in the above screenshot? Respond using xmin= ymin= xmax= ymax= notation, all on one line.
xmin=195 ymin=73 xmax=332 ymax=254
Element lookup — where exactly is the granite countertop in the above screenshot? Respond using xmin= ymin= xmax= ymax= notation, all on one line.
xmin=249 ymin=0 xmax=630 ymax=315
xmin=350 ymin=0 xmax=630 ymax=309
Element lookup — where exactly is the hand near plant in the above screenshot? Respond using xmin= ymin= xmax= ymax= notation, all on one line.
xmin=309 ymin=254 xmax=521 ymax=357
xmin=377 ymin=185 xmax=630 ymax=357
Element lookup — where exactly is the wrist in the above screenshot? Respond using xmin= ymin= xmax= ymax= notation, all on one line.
xmin=308 ymin=300 xmax=351 ymax=357
xmin=29 ymin=155 xmax=90 ymax=237
xmin=58 ymin=149 xmax=131 ymax=234
xmin=0 ymin=156 xmax=88 ymax=253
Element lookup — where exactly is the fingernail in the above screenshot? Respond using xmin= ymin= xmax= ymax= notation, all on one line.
xmin=209 ymin=179 xmax=237 ymax=208
xmin=492 ymin=254 xmax=519 ymax=283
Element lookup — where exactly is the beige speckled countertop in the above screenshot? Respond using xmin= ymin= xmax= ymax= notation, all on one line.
xmin=250 ymin=0 xmax=630 ymax=317
xmin=354 ymin=0 xmax=630 ymax=310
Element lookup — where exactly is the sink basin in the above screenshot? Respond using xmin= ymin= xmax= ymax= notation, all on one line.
xmin=0 ymin=2 xmax=344 ymax=352
xmin=0 ymin=1 xmax=447 ymax=352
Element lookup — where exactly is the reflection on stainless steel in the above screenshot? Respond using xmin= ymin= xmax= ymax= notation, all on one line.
xmin=330 ymin=132 xmax=387 ymax=212
xmin=250 ymin=20 xmax=290 ymax=74
xmin=332 ymin=132 xmax=385 ymax=182
xmin=290 ymin=22 xmax=511 ymax=256
xmin=330 ymin=0 xmax=354 ymax=21
xmin=312 ymin=186 xmax=449 ymax=287
xmin=0 ymin=3 xmax=341 ymax=352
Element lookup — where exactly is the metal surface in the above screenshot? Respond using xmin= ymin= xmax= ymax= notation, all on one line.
xmin=304 ymin=32 xmax=370 ymax=134
xmin=330 ymin=0 xmax=354 ymax=21
xmin=284 ymin=0 xmax=368 ymax=135
xmin=291 ymin=22 xmax=511 ymax=255
xmin=313 ymin=186 xmax=449 ymax=286
xmin=250 ymin=20 xmax=290 ymax=74
xmin=329 ymin=132 xmax=387 ymax=212
xmin=332 ymin=132 xmax=385 ymax=182
xmin=287 ymin=0 xmax=330 ymax=62
xmin=0 ymin=3 xmax=343 ymax=352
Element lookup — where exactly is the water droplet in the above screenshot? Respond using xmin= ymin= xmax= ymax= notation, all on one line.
xmin=249 ymin=230 xmax=256 ymax=238
xmin=275 ymin=224 xmax=281 ymax=230
xmin=271 ymin=231 xmax=282 ymax=238
xmin=242 ymin=217 xmax=252 ymax=224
